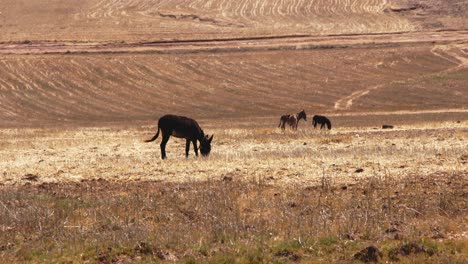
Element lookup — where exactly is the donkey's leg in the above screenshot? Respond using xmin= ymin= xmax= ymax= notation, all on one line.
xmin=160 ymin=134 xmax=170 ymax=159
xmin=192 ymin=140 xmax=199 ymax=156
xmin=185 ymin=139 xmax=191 ymax=158
xmin=320 ymin=123 xmax=325 ymax=129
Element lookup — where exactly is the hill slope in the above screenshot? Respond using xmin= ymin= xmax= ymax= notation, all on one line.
xmin=0 ymin=0 xmax=467 ymax=126
xmin=1 ymin=0 xmax=466 ymax=42
xmin=0 ymin=44 xmax=466 ymax=126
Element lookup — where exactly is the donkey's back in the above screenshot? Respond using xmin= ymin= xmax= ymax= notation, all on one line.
xmin=158 ymin=115 xmax=204 ymax=139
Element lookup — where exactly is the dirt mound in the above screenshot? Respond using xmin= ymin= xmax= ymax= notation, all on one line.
xmin=353 ymin=246 xmax=382 ymax=263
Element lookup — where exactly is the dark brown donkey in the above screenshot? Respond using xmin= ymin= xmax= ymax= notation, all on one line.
xmin=278 ymin=110 xmax=307 ymax=130
xmin=312 ymin=115 xmax=332 ymax=130
xmin=145 ymin=115 xmax=213 ymax=159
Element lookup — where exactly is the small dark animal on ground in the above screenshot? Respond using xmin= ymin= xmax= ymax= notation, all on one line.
xmin=382 ymin=125 xmax=394 ymax=129
xmin=278 ymin=110 xmax=307 ymax=130
xmin=312 ymin=115 xmax=332 ymax=130
xmin=145 ymin=114 xmax=213 ymax=159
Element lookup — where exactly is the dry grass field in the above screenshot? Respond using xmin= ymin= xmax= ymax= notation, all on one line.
xmin=1 ymin=121 xmax=467 ymax=186
xmin=1 ymin=0 xmax=468 ymax=262
xmin=1 ymin=120 xmax=467 ymax=262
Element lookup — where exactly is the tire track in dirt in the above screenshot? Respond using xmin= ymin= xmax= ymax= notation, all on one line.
xmin=334 ymin=44 xmax=468 ymax=111
xmin=334 ymin=84 xmax=384 ymax=110
xmin=431 ymin=44 xmax=468 ymax=70
xmin=2 ymin=30 xmax=467 ymax=56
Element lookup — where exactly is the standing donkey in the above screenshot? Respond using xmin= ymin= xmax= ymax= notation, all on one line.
xmin=145 ymin=115 xmax=213 ymax=159
xmin=278 ymin=110 xmax=307 ymax=131
xmin=312 ymin=115 xmax=332 ymax=130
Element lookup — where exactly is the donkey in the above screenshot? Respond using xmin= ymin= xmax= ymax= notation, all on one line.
xmin=278 ymin=110 xmax=307 ymax=131
xmin=145 ymin=114 xmax=213 ymax=159
xmin=312 ymin=115 xmax=332 ymax=130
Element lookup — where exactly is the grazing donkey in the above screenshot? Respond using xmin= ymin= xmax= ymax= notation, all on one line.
xmin=145 ymin=115 xmax=213 ymax=159
xmin=312 ymin=115 xmax=332 ymax=130
xmin=278 ymin=110 xmax=307 ymax=131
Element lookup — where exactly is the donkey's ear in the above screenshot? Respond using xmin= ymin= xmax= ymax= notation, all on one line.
xmin=208 ymin=134 xmax=214 ymax=143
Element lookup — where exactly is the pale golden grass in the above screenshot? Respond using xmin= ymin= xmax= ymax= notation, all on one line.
xmin=1 ymin=122 xmax=466 ymax=187
xmin=0 ymin=122 xmax=467 ymax=262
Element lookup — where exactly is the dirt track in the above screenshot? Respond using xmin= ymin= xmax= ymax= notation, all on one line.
xmin=1 ymin=30 xmax=467 ymax=55
xmin=335 ymin=41 xmax=468 ymax=110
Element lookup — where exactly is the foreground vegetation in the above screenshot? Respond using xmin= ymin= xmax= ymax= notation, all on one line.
xmin=0 ymin=172 xmax=466 ymax=263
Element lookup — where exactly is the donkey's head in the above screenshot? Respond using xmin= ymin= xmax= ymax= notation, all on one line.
xmin=200 ymin=134 xmax=214 ymax=156
xmin=298 ymin=110 xmax=307 ymax=121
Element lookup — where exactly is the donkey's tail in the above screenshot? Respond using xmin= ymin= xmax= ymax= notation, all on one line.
xmin=145 ymin=127 xmax=160 ymax=142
